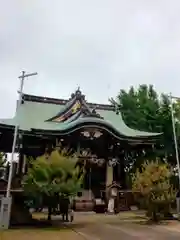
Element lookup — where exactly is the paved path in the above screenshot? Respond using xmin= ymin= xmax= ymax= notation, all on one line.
xmin=66 ymin=212 xmax=180 ymax=239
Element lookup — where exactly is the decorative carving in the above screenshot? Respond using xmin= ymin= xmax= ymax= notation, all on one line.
xmin=71 ymin=87 xmax=82 ymax=99
xmin=90 ymin=158 xmax=105 ymax=166
xmin=74 ymin=87 xmax=85 ymax=100
xmin=81 ymin=131 xmax=90 ymax=138
xmin=94 ymin=131 xmax=103 ymax=138
xmin=82 ymin=106 xmax=103 ymax=119
xmin=47 ymin=88 xmax=104 ymax=123
xmin=91 ymin=108 xmax=103 ymax=119
xmin=78 ymin=149 xmax=105 ymax=166
xmin=81 ymin=149 xmax=91 ymax=157
xmin=78 ymin=149 xmax=120 ymax=167
xmin=71 ymin=100 xmax=81 ymax=113
xmin=71 ymin=93 xmax=75 ymax=99
xmin=81 ymin=105 xmax=91 ymax=115
xmin=81 ymin=129 xmax=103 ymax=139
xmin=108 ymin=158 xmax=119 ymax=167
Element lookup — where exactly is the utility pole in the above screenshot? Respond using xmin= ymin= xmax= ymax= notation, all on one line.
xmin=6 ymin=71 xmax=38 ymax=197
xmin=169 ymin=93 xmax=180 ymax=219
xmin=169 ymin=93 xmax=180 ymax=186
xmin=89 ymin=166 xmax=91 ymax=199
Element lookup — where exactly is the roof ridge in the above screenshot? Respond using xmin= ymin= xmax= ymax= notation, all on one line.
xmin=22 ymin=93 xmax=115 ymax=111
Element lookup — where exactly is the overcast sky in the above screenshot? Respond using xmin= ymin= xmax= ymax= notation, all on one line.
xmin=0 ymin=0 xmax=180 ymax=118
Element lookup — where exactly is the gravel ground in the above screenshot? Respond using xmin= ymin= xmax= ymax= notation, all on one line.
xmin=67 ymin=212 xmax=180 ymax=239
xmin=4 ymin=211 xmax=180 ymax=240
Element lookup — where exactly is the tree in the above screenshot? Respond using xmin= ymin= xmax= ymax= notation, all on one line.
xmin=23 ymin=149 xmax=83 ymax=220
xmin=0 ymin=152 xmax=7 ymax=178
xmin=132 ymin=160 xmax=175 ymax=222
xmin=110 ymin=84 xmax=180 ymax=169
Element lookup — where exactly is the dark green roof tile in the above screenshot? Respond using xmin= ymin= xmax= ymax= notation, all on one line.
xmin=0 ymin=98 xmax=161 ymax=138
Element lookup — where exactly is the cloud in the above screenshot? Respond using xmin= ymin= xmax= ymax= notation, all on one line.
xmin=0 ymin=0 xmax=180 ymax=117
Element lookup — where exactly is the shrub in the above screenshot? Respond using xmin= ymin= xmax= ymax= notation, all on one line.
xmin=132 ymin=160 xmax=175 ymax=221
xmin=23 ymin=149 xmax=84 ymax=220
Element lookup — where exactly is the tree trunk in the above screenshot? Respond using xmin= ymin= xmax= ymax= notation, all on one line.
xmin=48 ymin=207 xmax=52 ymax=221
xmin=152 ymin=211 xmax=158 ymax=222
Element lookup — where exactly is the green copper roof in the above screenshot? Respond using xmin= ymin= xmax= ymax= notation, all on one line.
xmin=0 ymin=91 xmax=161 ymax=139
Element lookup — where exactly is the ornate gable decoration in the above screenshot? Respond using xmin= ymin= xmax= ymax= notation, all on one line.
xmin=81 ymin=106 xmax=103 ymax=119
xmin=52 ymin=100 xmax=81 ymax=122
xmin=46 ymin=88 xmax=103 ymax=123
xmin=81 ymin=128 xmax=103 ymax=139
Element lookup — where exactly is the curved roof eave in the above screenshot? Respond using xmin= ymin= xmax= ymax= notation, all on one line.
xmin=31 ymin=117 xmax=162 ymax=141
xmin=0 ymin=112 xmax=162 ymax=141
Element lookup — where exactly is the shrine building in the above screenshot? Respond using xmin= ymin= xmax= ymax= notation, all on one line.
xmin=0 ymin=89 xmax=161 ymax=199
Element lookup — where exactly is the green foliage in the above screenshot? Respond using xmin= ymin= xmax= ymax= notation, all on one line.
xmin=23 ymin=149 xmax=84 ymax=219
xmin=132 ymin=160 xmax=175 ymax=221
xmin=110 ymin=84 xmax=180 ymax=168
xmin=0 ymin=153 xmax=7 ymax=178
xmin=0 ymin=152 xmax=7 ymax=168
xmin=23 ymin=150 xmax=83 ymax=197
xmin=111 ymin=85 xmax=160 ymax=131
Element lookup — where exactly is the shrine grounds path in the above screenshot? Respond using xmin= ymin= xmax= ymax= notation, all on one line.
xmin=68 ymin=212 xmax=180 ymax=240
xmin=2 ymin=211 xmax=180 ymax=239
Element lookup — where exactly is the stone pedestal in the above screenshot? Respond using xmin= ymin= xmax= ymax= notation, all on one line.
xmin=0 ymin=197 xmax=12 ymax=229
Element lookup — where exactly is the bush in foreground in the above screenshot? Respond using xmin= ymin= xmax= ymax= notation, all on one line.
xmin=132 ymin=160 xmax=175 ymax=222
xmin=23 ymin=149 xmax=83 ymax=220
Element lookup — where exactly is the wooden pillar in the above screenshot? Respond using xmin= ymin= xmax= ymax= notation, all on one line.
xmin=25 ymin=158 xmax=28 ymax=173
xmin=5 ymin=164 xmax=10 ymax=181
xmin=113 ymin=167 xmax=116 ymax=182
xmin=17 ymin=152 xmax=24 ymax=176
xmin=106 ymin=162 xmax=113 ymax=187
xmin=117 ymin=163 xmax=121 ymax=184
xmin=12 ymin=162 xmax=17 ymax=178
xmin=120 ymin=160 xmax=126 ymax=189
xmin=17 ymin=133 xmax=23 ymax=175
xmin=22 ymin=155 xmax=26 ymax=174
xmin=16 ymin=154 xmax=20 ymax=175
